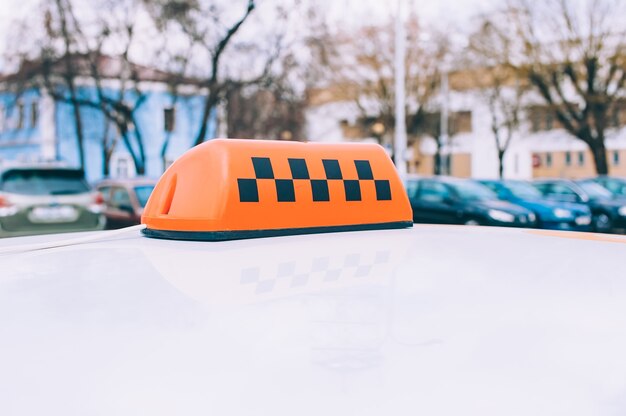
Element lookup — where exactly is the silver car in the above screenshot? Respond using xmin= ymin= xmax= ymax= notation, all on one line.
xmin=0 ymin=166 xmax=105 ymax=237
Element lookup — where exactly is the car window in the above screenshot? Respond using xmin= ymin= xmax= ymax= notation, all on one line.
xmin=416 ymin=181 xmax=450 ymax=203
xmin=533 ymin=183 xmax=551 ymax=194
xmin=504 ymin=181 xmax=543 ymax=199
xmin=601 ymin=179 xmax=624 ymax=194
xmin=547 ymin=183 xmax=578 ymax=197
xmin=0 ymin=169 xmax=90 ymax=195
xmin=577 ymin=181 xmax=612 ymax=199
xmin=111 ymin=187 xmax=132 ymax=207
xmin=134 ymin=185 xmax=155 ymax=207
xmin=98 ymin=186 xmax=111 ymax=202
xmin=480 ymin=182 xmax=496 ymax=191
xmin=449 ymin=181 xmax=496 ymax=201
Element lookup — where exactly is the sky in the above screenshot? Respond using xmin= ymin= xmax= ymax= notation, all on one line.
xmin=0 ymin=0 xmax=502 ymax=69
xmin=323 ymin=0 xmax=499 ymax=26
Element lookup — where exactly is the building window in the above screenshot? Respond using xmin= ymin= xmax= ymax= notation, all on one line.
xmin=30 ymin=101 xmax=38 ymax=128
xmin=531 ymin=112 xmax=541 ymax=132
xmin=565 ymin=151 xmax=571 ymax=166
xmin=545 ymin=112 xmax=554 ymax=130
xmin=612 ymin=106 xmax=620 ymax=127
xmin=116 ymin=158 xmax=129 ymax=178
xmin=453 ymin=111 xmax=473 ymax=133
xmin=164 ymin=107 xmax=175 ymax=132
xmin=578 ymin=151 xmax=585 ymax=166
xmin=546 ymin=153 xmax=552 ymax=167
xmin=614 ymin=151 xmax=620 ymax=166
xmin=532 ymin=154 xmax=541 ymax=168
xmin=112 ymin=154 xmax=134 ymax=179
xmin=16 ymin=101 xmax=24 ymax=130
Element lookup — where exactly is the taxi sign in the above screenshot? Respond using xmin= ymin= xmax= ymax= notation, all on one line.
xmin=141 ymin=139 xmax=412 ymax=241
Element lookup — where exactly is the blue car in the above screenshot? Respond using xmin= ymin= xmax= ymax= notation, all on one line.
xmin=479 ymin=180 xmax=592 ymax=231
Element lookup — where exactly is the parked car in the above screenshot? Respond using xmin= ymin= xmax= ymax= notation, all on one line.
xmin=584 ymin=176 xmax=626 ymax=198
xmin=533 ymin=179 xmax=626 ymax=233
xmin=0 ymin=166 xmax=105 ymax=237
xmin=96 ymin=177 xmax=157 ymax=229
xmin=405 ymin=176 xmax=536 ymax=227
xmin=479 ymin=179 xmax=592 ymax=231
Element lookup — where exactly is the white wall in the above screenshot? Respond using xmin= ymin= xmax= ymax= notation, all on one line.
xmin=40 ymin=91 xmax=56 ymax=160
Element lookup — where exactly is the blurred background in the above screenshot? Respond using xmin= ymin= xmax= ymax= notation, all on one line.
xmin=1 ymin=0 xmax=626 ymax=237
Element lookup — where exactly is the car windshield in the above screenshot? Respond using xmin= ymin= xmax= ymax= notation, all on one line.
xmin=578 ymin=181 xmax=613 ymax=199
xmin=450 ymin=181 xmax=497 ymax=201
xmin=134 ymin=185 xmax=155 ymax=207
xmin=601 ymin=178 xmax=626 ymax=195
xmin=0 ymin=169 xmax=90 ymax=195
xmin=504 ymin=181 xmax=543 ymax=199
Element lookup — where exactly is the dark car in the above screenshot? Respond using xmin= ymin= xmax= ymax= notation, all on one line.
xmin=533 ymin=179 xmax=626 ymax=233
xmin=96 ymin=177 xmax=156 ymax=229
xmin=585 ymin=176 xmax=626 ymax=198
xmin=405 ymin=176 xmax=536 ymax=227
xmin=479 ymin=179 xmax=592 ymax=231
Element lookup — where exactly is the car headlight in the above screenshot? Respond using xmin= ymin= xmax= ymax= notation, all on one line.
xmin=575 ymin=215 xmax=592 ymax=225
xmin=488 ymin=209 xmax=515 ymax=223
xmin=553 ymin=208 xmax=572 ymax=219
xmin=618 ymin=206 xmax=626 ymax=216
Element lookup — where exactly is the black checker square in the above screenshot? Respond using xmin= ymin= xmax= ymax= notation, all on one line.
xmin=252 ymin=157 xmax=274 ymax=179
xmin=311 ymin=179 xmax=330 ymax=202
xmin=288 ymin=158 xmax=310 ymax=179
xmin=322 ymin=159 xmax=343 ymax=179
xmin=238 ymin=179 xmax=259 ymax=202
xmin=375 ymin=180 xmax=392 ymax=201
xmin=344 ymin=180 xmax=362 ymax=201
xmin=276 ymin=179 xmax=296 ymax=202
xmin=354 ymin=160 xmax=374 ymax=180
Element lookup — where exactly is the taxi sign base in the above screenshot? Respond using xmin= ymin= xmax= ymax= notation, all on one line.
xmin=142 ymin=221 xmax=413 ymax=242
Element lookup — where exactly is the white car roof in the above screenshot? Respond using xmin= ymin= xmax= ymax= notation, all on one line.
xmin=1 ymin=226 xmax=625 ymax=415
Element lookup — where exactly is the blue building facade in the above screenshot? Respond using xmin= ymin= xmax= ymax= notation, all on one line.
xmin=0 ymin=84 xmax=216 ymax=183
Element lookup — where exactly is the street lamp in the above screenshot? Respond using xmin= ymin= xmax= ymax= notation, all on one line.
xmin=394 ymin=0 xmax=408 ymax=178
xmin=439 ymin=58 xmax=453 ymax=176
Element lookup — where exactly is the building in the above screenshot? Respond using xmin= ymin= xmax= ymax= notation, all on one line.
xmin=0 ymin=55 xmax=217 ymax=183
xmin=305 ymin=72 xmax=626 ymax=180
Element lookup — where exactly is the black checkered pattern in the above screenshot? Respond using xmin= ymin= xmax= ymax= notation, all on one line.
xmin=239 ymin=251 xmax=391 ymax=294
xmin=238 ymin=158 xmax=392 ymax=203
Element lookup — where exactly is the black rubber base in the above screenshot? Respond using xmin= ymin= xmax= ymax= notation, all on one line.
xmin=142 ymin=221 xmax=413 ymax=242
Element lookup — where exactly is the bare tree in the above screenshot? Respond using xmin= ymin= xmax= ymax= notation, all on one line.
xmin=37 ymin=0 xmax=160 ymax=174
xmin=477 ymin=0 xmax=626 ymax=174
xmin=487 ymin=71 xmax=526 ymax=178
xmin=468 ymin=24 xmax=528 ymax=178
xmin=225 ymin=47 xmax=307 ymax=141
xmin=226 ymin=87 xmax=305 ymax=141
xmin=5 ymin=0 xmax=153 ymax=175
xmin=146 ymin=0 xmax=284 ymax=147
xmin=310 ymin=16 xmax=448 ymax=170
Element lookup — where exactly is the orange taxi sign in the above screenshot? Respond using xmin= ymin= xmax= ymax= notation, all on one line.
xmin=141 ymin=139 xmax=412 ymax=240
